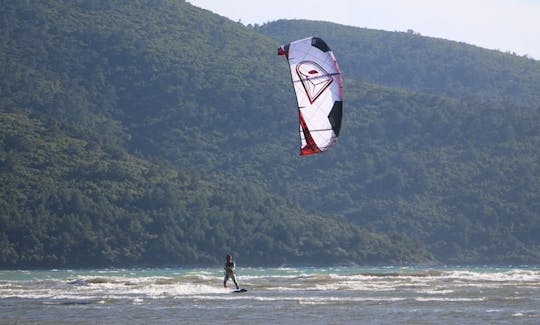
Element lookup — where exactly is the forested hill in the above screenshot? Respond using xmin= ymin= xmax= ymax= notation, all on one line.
xmin=0 ymin=0 xmax=425 ymax=267
xmin=1 ymin=0 xmax=539 ymax=268
xmin=257 ymin=20 xmax=540 ymax=107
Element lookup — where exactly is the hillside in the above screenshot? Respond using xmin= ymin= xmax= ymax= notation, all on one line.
xmin=257 ymin=20 xmax=540 ymax=264
xmin=257 ymin=20 xmax=540 ymax=107
xmin=1 ymin=0 xmax=539 ymax=267
xmin=0 ymin=0 xmax=426 ymax=267
xmin=1 ymin=109 xmax=409 ymax=267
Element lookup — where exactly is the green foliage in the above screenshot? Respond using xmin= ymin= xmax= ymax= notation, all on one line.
xmin=0 ymin=1 xmax=539 ymax=267
xmin=1 ymin=111 xmax=410 ymax=267
xmin=256 ymin=20 xmax=540 ymax=107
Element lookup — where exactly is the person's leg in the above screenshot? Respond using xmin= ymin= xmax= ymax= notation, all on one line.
xmin=232 ymin=274 xmax=239 ymax=289
xmin=223 ymin=274 xmax=229 ymax=287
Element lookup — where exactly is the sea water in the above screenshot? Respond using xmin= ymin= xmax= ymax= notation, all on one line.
xmin=1 ymin=266 xmax=539 ymax=324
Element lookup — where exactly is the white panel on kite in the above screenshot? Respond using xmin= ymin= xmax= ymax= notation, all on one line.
xmin=278 ymin=37 xmax=343 ymax=155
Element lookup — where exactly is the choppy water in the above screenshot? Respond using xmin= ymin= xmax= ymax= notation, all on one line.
xmin=1 ymin=266 xmax=539 ymax=324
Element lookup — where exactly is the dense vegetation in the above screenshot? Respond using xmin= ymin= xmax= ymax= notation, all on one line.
xmin=256 ymin=20 xmax=540 ymax=107
xmin=1 ymin=1 xmax=538 ymax=268
xmin=258 ymin=21 xmax=540 ymax=264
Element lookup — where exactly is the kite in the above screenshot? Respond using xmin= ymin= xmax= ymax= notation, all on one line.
xmin=278 ymin=37 xmax=343 ymax=155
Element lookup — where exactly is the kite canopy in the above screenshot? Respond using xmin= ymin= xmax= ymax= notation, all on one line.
xmin=278 ymin=37 xmax=343 ymax=155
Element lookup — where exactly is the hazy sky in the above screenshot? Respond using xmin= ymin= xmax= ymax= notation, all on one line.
xmin=188 ymin=0 xmax=540 ymax=60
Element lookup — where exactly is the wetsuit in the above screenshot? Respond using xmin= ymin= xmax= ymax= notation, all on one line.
xmin=224 ymin=260 xmax=239 ymax=289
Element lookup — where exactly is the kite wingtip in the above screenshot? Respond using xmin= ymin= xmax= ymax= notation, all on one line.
xmin=277 ymin=45 xmax=289 ymax=57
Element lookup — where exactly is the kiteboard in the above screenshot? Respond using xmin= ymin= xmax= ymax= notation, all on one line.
xmin=233 ymin=288 xmax=247 ymax=293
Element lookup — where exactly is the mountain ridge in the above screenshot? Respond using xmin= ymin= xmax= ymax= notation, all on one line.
xmin=257 ymin=19 xmax=540 ymax=107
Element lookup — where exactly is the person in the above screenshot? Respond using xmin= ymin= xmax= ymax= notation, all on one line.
xmin=223 ymin=254 xmax=239 ymax=289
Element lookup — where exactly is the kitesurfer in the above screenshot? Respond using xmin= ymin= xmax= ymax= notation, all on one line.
xmin=223 ymin=254 xmax=239 ymax=289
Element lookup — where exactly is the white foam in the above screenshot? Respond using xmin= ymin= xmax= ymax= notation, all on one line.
xmin=443 ymin=269 xmax=540 ymax=283
xmin=414 ymin=297 xmax=487 ymax=302
xmin=416 ymin=288 xmax=454 ymax=295
xmin=2 ymin=267 xmax=539 ymax=306
xmin=132 ymin=298 xmax=144 ymax=304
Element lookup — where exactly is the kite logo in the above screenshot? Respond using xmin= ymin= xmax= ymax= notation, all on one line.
xmin=296 ymin=61 xmax=333 ymax=104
